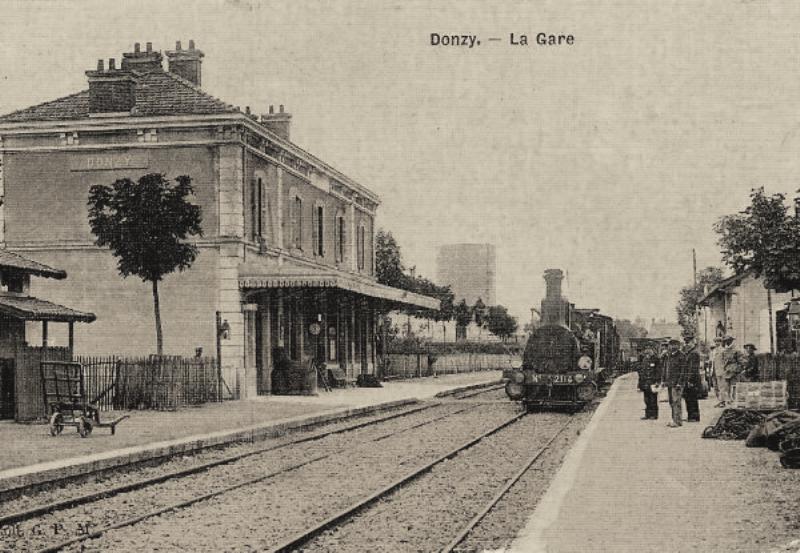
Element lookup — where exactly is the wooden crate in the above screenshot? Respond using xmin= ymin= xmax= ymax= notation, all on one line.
xmin=731 ymin=381 xmax=788 ymax=410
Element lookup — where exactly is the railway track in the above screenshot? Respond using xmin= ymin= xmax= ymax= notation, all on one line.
xmin=0 ymin=402 xmax=438 ymax=528
xmin=440 ymin=418 xmax=573 ymax=553
xmin=266 ymin=411 xmax=529 ymax=553
xmin=1 ymin=385 xmax=510 ymax=552
xmin=260 ymin=412 xmax=577 ymax=553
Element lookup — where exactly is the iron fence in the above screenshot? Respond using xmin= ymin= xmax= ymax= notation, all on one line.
xmin=77 ymin=355 xmax=220 ymax=411
xmin=381 ymin=353 xmax=517 ymax=380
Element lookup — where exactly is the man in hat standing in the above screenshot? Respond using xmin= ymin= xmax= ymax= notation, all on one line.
xmin=662 ymin=338 xmax=688 ymax=427
xmin=637 ymin=346 xmax=660 ymax=420
xmin=682 ymin=334 xmax=702 ymax=422
xmin=711 ymin=337 xmax=725 ymax=405
xmin=720 ymin=336 xmax=742 ymax=405
xmin=741 ymin=343 xmax=759 ymax=382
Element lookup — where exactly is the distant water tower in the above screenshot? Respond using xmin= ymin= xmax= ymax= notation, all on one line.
xmin=435 ymin=243 xmax=496 ymax=306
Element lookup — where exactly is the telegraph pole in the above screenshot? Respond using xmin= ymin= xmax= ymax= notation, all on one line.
xmin=692 ymin=248 xmax=700 ymax=343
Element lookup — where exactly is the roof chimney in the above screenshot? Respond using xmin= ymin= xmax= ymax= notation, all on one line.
xmin=121 ymin=42 xmax=163 ymax=73
xmin=260 ymin=104 xmax=292 ymax=141
xmin=86 ymin=57 xmax=137 ymax=113
xmin=165 ymin=39 xmax=204 ymax=86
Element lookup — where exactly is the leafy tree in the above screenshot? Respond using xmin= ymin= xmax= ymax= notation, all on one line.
xmin=375 ymin=229 xmax=406 ymax=288
xmin=485 ymin=305 xmax=518 ymax=341
xmin=454 ymin=300 xmax=471 ymax=327
xmin=472 ymin=298 xmax=487 ymax=327
xmin=675 ymin=266 xmax=725 ymax=339
xmin=88 ymin=173 xmax=203 ymax=356
xmin=404 ymin=274 xmax=454 ymax=322
xmin=714 ymin=187 xmax=800 ymax=292
xmin=374 ymin=227 xmax=454 ymax=322
xmin=453 ymin=299 xmax=471 ymax=341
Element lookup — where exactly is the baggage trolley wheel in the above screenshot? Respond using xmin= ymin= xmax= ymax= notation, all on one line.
xmin=49 ymin=412 xmax=64 ymax=436
xmin=78 ymin=416 xmax=93 ymax=438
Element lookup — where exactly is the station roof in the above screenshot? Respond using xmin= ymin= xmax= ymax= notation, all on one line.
xmin=238 ymin=265 xmax=440 ymax=311
xmin=0 ymin=250 xmax=67 ymax=279
xmin=0 ymin=295 xmax=96 ymax=323
xmin=697 ymin=271 xmax=751 ymax=307
xmin=0 ymin=71 xmax=237 ymax=123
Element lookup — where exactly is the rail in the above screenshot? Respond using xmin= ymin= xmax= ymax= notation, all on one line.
xmin=266 ymin=410 xmax=527 ymax=553
xmin=11 ymin=398 xmax=485 ymax=552
xmin=439 ymin=417 xmax=574 ymax=552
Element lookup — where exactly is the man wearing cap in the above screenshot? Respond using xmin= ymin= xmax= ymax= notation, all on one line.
xmin=682 ymin=334 xmax=702 ymax=422
xmin=741 ymin=344 xmax=759 ymax=382
xmin=721 ymin=336 xmax=742 ymax=405
xmin=661 ymin=338 xmax=688 ymax=427
xmin=637 ymin=346 xmax=660 ymax=420
xmin=711 ymin=337 xmax=728 ymax=406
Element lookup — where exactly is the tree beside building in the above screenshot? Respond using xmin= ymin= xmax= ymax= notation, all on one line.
xmin=88 ymin=173 xmax=203 ymax=356
xmin=675 ymin=266 xmax=724 ymax=340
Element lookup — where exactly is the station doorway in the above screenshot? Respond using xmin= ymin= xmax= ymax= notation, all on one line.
xmin=0 ymin=359 xmax=15 ymax=420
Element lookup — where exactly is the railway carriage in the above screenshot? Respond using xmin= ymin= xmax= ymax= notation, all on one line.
xmin=506 ymin=269 xmax=619 ymax=412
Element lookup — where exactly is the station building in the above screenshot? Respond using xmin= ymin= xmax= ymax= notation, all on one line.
xmin=0 ymin=41 xmax=437 ymax=398
xmin=698 ymin=271 xmax=792 ymax=354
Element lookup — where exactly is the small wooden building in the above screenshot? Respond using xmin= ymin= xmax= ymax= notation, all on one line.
xmin=0 ymin=250 xmax=95 ymax=421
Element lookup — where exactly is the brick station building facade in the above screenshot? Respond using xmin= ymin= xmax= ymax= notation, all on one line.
xmin=0 ymin=41 xmax=437 ymax=398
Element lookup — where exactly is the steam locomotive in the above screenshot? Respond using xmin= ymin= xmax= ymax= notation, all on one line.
xmin=505 ymin=269 xmax=620 ymax=412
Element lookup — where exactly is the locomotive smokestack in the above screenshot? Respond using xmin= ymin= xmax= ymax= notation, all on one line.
xmin=544 ymin=269 xmax=563 ymax=299
xmin=541 ymin=269 xmax=567 ymax=327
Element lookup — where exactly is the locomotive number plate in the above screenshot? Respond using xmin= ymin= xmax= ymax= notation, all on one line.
xmin=530 ymin=373 xmax=572 ymax=384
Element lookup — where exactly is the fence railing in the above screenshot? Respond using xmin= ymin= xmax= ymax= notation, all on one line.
xmin=382 ymin=353 xmax=517 ymax=380
xmin=77 ymin=355 xmax=220 ymax=411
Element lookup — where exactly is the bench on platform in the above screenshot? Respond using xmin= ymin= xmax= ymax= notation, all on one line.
xmin=327 ymin=367 xmax=355 ymax=388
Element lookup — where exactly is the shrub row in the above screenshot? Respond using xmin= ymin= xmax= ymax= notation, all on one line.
xmin=386 ymin=338 xmax=524 ymax=355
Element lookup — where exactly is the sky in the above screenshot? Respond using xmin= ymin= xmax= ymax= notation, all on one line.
xmin=2 ymin=0 xmax=800 ymax=325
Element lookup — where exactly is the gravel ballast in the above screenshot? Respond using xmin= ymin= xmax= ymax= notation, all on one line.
xmin=2 ymin=401 xmax=517 ymax=552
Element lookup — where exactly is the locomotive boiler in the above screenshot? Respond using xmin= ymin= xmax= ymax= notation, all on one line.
xmin=505 ymin=269 xmax=616 ymax=412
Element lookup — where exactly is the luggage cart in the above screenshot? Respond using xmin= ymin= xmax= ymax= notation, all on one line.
xmin=40 ymin=360 xmax=128 ymax=437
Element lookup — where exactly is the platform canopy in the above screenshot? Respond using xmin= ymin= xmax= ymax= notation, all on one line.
xmin=0 ymin=295 xmax=96 ymax=323
xmin=238 ymin=264 xmax=440 ymax=311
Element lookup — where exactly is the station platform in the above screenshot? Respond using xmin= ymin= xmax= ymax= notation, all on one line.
xmin=0 ymin=371 xmax=501 ymax=495
xmin=511 ymin=372 xmax=789 ymax=553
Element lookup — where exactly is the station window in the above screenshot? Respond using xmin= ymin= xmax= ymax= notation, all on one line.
xmin=0 ymin=271 xmax=23 ymax=293
xmin=292 ymin=196 xmax=303 ymax=250
xmin=335 ymin=214 xmax=346 ymax=263
xmin=313 ymin=205 xmax=325 ymax=257
xmin=251 ymin=177 xmax=264 ymax=242
xmin=357 ymin=224 xmax=365 ymax=271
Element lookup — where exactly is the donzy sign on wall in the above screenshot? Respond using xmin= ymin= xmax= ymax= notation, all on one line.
xmin=69 ymin=152 xmax=149 ymax=172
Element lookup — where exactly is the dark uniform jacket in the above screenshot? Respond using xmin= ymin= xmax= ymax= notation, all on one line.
xmin=637 ymin=354 xmax=660 ymax=391
xmin=683 ymin=346 xmax=701 ymax=389
xmin=742 ymin=353 xmax=759 ymax=381
xmin=662 ymin=350 xmax=689 ymax=388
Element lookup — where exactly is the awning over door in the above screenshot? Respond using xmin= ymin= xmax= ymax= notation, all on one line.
xmin=0 ymin=295 xmax=96 ymax=322
xmin=238 ymin=266 xmax=440 ymax=311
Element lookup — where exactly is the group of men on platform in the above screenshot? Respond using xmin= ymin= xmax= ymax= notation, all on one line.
xmin=637 ymin=334 xmax=760 ymax=427
xmin=637 ymin=335 xmax=702 ymax=427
